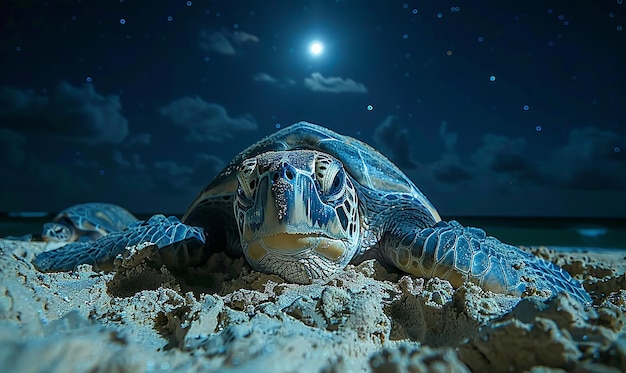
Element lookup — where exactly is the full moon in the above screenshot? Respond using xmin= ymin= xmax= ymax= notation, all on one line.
xmin=309 ymin=41 xmax=324 ymax=56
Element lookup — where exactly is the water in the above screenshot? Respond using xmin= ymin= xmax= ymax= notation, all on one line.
xmin=455 ymin=216 xmax=626 ymax=249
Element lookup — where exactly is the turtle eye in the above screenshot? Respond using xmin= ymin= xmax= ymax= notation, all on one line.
xmin=238 ymin=158 xmax=257 ymax=179
xmin=237 ymin=158 xmax=258 ymax=199
xmin=237 ymin=177 xmax=258 ymax=200
xmin=315 ymin=155 xmax=344 ymax=196
xmin=331 ymin=172 xmax=342 ymax=190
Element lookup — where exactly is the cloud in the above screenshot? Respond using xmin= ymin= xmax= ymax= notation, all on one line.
xmin=146 ymin=154 xmax=224 ymax=195
xmin=548 ymin=127 xmax=625 ymax=190
xmin=303 ymin=72 xmax=367 ymax=94
xmin=0 ymin=143 xmax=226 ymax=212
xmin=372 ymin=115 xmax=418 ymax=168
xmin=0 ymin=83 xmax=128 ymax=144
xmin=0 ymin=150 xmax=95 ymax=212
xmin=159 ymin=96 xmax=257 ymax=142
xmin=438 ymin=121 xmax=458 ymax=152
xmin=0 ymin=95 xmax=228 ymax=213
xmin=392 ymin=122 xmax=619 ymax=193
xmin=430 ymin=154 xmax=473 ymax=184
xmin=560 ymin=167 xmax=625 ymax=190
xmin=553 ymin=127 xmax=624 ymax=163
xmin=199 ymin=29 xmax=260 ymax=55
xmin=112 ymin=150 xmax=147 ymax=170
xmin=471 ymin=134 xmax=545 ymax=185
xmin=429 ymin=127 xmax=625 ymax=191
xmin=253 ymin=72 xmax=296 ymax=88
xmin=193 ymin=153 xmax=224 ymax=169
xmin=125 ymin=133 xmax=151 ymax=145
xmin=253 ymin=73 xmax=277 ymax=84
xmin=232 ymin=31 xmax=260 ymax=43
xmin=200 ymin=32 xmax=236 ymax=55
xmin=153 ymin=161 xmax=194 ymax=176
xmin=151 ymin=153 xmax=224 ymax=193
xmin=96 ymin=148 xmax=225 ymax=201
xmin=0 ymin=128 xmax=26 ymax=166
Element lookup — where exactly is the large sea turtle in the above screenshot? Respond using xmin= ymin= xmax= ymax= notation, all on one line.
xmin=33 ymin=122 xmax=591 ymax=304
xmin=42 ymin=202 xmax=138 ymax=243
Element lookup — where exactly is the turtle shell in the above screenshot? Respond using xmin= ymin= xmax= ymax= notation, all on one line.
xmin=184 ymin=121 xmax=440 ymax=224
xmin=44 ymin=202 xmax=138 ymax=242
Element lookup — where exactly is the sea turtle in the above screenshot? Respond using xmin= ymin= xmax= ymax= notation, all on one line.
xmin=42 ymin=203 xmax=138 ymax=243
xmin=33 ymin=122 xmax=591 ymax=304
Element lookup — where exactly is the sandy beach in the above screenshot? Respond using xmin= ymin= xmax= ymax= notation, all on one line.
xmin=0 ymin=238 xmax=625 ymax=372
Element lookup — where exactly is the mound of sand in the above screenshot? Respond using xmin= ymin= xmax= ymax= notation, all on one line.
xmin=1 ymin=238 xmax=625 ymax=372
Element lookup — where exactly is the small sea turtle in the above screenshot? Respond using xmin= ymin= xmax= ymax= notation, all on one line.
xmin=33 ymin=122 xmax=591 ymax=304
xmin=42 ymin=203 xmax=138 ymax=243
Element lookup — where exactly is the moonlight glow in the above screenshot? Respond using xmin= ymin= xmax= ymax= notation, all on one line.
xmin=309 ymin=41 xmax=324 ymax=56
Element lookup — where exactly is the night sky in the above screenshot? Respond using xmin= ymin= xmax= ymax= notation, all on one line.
xmin=1 ymin=0 xmax=624 ymax=217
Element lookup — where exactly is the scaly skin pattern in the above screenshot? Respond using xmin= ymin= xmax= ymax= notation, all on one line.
xmin=383 ymin=220 xmax=591 ymax=304
xmin=42 ymin=202 xmax=138 ymax=242
xmin=33 ymin=215 xmax=205 ymax=272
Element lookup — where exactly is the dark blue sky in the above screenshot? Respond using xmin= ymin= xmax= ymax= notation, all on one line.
xmin=0 ymin=0 xmax=624 ymax=217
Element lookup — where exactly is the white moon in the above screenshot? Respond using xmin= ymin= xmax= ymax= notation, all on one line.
xmin=309 ymin=41 xmax=324 ymax=56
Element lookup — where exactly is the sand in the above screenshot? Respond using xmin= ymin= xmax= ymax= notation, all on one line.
xmin=1 ymin=238 xmax=625 ymax=372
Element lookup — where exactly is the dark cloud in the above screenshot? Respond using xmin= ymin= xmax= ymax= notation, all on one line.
xmin=200 ymin=32 xmax=235 ymax=55
xmin=147 ymin=154 xmax=224 ymax=195
xmin=303 ymin=72 xmax=367 ymax=94
xmin=125 ymin=133 xmax=151 ymax=146
xmin=199 ymin=29 xmax=259 ymax=55
xmin=190 ymin=153 xmax=225 ymax=186
xmin=553 ymin=127 xmax=624 ymax=163
xmin=0 ymin=151 xmax=95 ymax=212
xmin=253 ymin=72 xmax=296 ymax=87
xmin=0 ymin=83 xmax=128 ymax=144
xmin=0 ymin=129 xmax=26 ymax=166
xmin=159 ymin=96 xmax=257 ymax=142
xmin=103 ymin=148 xmax=222 ymax=199
xmin=193 ymin=153 xmax=224 ymax=169
xmin=471 ymin=134 xmax=545 ymax=185
xmin=490 ymin=154 xmax=530 ymax=173
xmin=253 ymin=73 xmax=277 ymax=84
xmin=112 ymin=150 xmax=147 ymax=170
xmin=378 ymin=123 xmax=624 ymax=200
xmin=560 ymin=167 xmax=626 ymax=191
xmin=438 ymin=121 xmax=458 ymax=152
xmin=427 ymin=127 xmax=624 ymax=192
xmin=548 ymin=127 xmax=626 ymax=190
xmin=372 ymin=115 xmax=418 ymax=168
xmin=149 ymin=161 xmax=194 ymax=193
xmin=5 ymin=152 xmax=224 ymax=213
xmin=430 ymin=154 xmax=473 ymax=184
xmin=153 ymin=161 xmax=194 ymax=176
xmin=472 ymin=135 xmax=526 ymax=168
xmin=0 ymin=90 xmax=234 ymax=212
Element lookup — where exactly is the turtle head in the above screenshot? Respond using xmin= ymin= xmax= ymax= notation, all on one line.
xmin=42 ymin=222 xmax=75 ymax=242
xmin=234 ymin=150 xmax=360 ymax=283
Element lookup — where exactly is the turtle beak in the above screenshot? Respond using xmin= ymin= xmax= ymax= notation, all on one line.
xmin=238 ymin=161 xmax=349 ymax=263
xmin=259 ymin=162 xmax=341 ymax=237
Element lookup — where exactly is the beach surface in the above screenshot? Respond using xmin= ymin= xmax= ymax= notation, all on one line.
xmin=1 ymin=238 xmax=625 ymax=372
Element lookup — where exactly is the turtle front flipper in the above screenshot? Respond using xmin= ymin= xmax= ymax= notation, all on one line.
xmin=33 ymin=215 xmax=207 ymax=272
xmin=383 ymin=220 xmax=591 ymax=305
